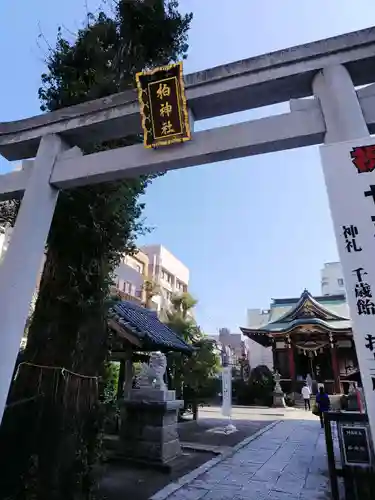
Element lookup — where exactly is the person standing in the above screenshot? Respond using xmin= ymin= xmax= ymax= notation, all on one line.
xmin=316 ymin=386 xmax=330 ymax=428
xmin=306 ymin=374 xmax=313 ymax=392
xmin=301 ymin=383 xmax=311 ymax=410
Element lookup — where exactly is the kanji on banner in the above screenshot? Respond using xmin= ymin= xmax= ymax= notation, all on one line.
xmin=321 ymin=137 xmax=375 ymax=443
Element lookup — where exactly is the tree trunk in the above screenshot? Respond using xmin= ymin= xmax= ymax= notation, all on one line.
xmin=0 ymin=189 xmax=113 ymax=500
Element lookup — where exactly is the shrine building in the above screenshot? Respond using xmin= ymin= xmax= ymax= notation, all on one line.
xmin=241 ymin=289 xmax=359 ymax=395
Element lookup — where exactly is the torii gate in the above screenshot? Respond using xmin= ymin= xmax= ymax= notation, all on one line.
xmin=1 ymin=27 xmax=375 ymax=442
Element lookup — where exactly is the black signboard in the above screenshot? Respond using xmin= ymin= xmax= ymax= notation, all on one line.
xmin=135 ymin=62 xmax=191 ymax=149
xmin=341 ymin=425 xmax=371 ymax=466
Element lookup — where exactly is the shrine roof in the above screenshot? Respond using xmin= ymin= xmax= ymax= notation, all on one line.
xmin=108 ymin=300 xmax=193 ymax=354
xmin=241 ymin=290 xmax=351 ymax=342
xmin=268 ymin=292 xmax=349 ymax=322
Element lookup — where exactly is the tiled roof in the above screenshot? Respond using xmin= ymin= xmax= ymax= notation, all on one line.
xmin=109 ymin=300 xmax=192 ymax=354
xmin=269 ymin=292 xmax=349 ymax=322
xmin=246 ymin=318 xmax=351 ymax=333
xmin=242 ymin=290 xmax=352 ymax=342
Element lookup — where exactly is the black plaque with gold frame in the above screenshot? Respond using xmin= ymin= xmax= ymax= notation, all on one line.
xmin=135 ymin=62 xmax=191 ymax=149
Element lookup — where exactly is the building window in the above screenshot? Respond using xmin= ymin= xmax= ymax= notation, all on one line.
xmin=135 ymin=264 xmax=142 ymax=274
xmin=161 ymin=269 xmax=173 ymax=284
xmin=164 ymin=289 xmax=172 ymax=301
xmin=123 ymin=281 xmax=133 ymax=294
xmin=175 ymin=280 xmax=186 ymax=292
xmin=338 ymin=278 xmax=344 ymax=287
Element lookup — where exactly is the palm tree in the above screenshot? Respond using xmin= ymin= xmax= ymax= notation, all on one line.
xmin=165 ymin=293 xmax=220 ymax=419
xmin=142 ymin=279 xmax=160 ymax=309
xmin=170 ymin=292 xmax=197 ymax=319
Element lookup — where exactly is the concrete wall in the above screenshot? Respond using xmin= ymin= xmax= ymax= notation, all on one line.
xmin=140 ymin=244 xmax=190 ymax=313
xmin=114 ymin=250 xmax=149 ymax=301
xmin=247 ymin=308 xmax=274 ymax=370
xmin=115 ymin=262 xmax=143 ymax=297
xmin=142 ymin=244 xmax=189 ymax=285
xmin=321 ymin=262 xmax=345 ymax=296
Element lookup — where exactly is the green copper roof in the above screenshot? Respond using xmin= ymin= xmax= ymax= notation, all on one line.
xmin=253 ymin=318 xmax=351 ymax=334
xmin=269 ymin=300 xmax=349 ymax=323
xmin=245 ymin=289 xmax=352 ymax=335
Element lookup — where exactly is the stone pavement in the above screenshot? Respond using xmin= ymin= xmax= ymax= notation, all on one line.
xmin=153 ymin=419 xmax=331 ymax=500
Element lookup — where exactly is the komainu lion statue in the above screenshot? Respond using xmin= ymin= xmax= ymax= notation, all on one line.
xmin=136 ymin=352 xmax=167 ymax=391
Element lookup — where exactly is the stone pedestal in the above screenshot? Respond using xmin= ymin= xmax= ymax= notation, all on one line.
xmin=273 ymin=390 xmax=286 ymax=408
xmin=119 ymin=388 xmax=184 ymax=467
xmin=273 ymin=374 xmax=286 ymax=408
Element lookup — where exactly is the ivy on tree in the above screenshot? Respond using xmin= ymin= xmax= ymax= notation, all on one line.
xmin=0 ymin=2 xmax=192 ymax=499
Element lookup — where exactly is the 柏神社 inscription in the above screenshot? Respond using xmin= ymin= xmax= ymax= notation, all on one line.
xmin=135 ymin=62 xmax=191 ymax=149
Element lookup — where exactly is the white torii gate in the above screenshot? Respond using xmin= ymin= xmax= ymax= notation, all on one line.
xmin=1 ymin=27 xmax=375 ymax=442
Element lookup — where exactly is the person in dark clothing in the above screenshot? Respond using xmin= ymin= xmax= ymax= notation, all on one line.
xmin=315 ymin=386 xmax=330 ymax=428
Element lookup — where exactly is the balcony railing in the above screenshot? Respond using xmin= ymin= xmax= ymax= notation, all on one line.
xmin=110 ymin=287 xmax=144 ymax=305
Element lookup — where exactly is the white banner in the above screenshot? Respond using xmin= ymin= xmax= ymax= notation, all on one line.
xmin=320 ymin=137 xmax=375 ymax=440
xmin=221 ymin=366 xmax=232 ymax=417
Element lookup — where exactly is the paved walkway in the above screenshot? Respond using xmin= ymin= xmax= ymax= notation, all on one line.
xmin=157 ymin=419 xmax=331 ymax=500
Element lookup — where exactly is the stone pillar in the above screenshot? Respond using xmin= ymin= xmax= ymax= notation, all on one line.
xmin=312 ymin=64 xmax=369 ymax=143
xmin=0 ymin=135 xmax=79 ymax=424
xmin=313 ymin=65 xmax=375 ymax=443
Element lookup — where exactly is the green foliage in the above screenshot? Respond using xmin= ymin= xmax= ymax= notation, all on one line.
xmin=166 ymin=294 xmax=220 ymax=417
xmin=102 ymin=362 xmax=120 ymax=404
xmin=38 ymin=1 xmax=192 ymax=110
xmin=101 ymin=362 xmax=121 ymax=435
xmin=170 ymin=292 xmax=198 ymax=318
xmin=234 ymin=365 xmax=275 ymax=406
xmin=0 ymin=2 xmax=193 ymax=499
xmin=248 ymin=365 xmax=274 ymax=406
xmin=143 ymin=278 xmax=160 ymax=307
xmin=183 ymin=337 xmax=220 ymax=392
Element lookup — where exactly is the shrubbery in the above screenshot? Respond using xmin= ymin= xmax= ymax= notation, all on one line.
xmin=233 ymin=365 xmax=275 ymax=407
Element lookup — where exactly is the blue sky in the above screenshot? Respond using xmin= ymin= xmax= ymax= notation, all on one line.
xmin=0 ymin=1 xmax=374 ymax=333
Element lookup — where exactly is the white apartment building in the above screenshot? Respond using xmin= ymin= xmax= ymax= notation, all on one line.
xmin=140 ymin=244 xmax=189 ymax=314
xmin=321 ymin=262 xmax=345 ymax=296
xmin=0 ymin=229 xmax=190 ymax=316
xmin=246 ymin=309 xmax=274 ymax=370
xmin=114 ymin=250 xmax=149 ymax=303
